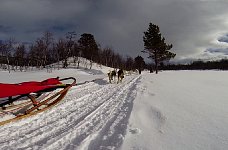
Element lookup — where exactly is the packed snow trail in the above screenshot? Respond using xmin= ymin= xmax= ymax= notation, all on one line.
xmin=0 ymin=74 xmax=141 ymax=150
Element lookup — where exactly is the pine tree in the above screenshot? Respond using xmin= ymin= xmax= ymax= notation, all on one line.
xmin=143 ymin=23 xmax=176 ymax=74
xmin=78 ymin=33 xmax=99 ymax=69
xmin=134 ymin=56 xmax=145 ymax=74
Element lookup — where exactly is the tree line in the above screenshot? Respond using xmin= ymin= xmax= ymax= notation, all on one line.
xmin=3 ymin=22 xmax=225 ymax=74
xmin=162 ymin=59 xmax=228 ymax=70
xmin=0 ymin=22 xmax=178 ymax=74
xmin=0 ymin=31 xmax=146 ymax=73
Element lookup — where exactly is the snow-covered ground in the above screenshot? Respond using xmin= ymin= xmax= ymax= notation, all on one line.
xmin=122 ymin=71 xmax=228 ymax=150
xmin=1 ymin=68 xmax=228 ymax=150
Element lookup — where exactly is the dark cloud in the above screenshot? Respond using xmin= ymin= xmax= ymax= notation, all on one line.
xmin=206 ymin=48 xmax=228 ymax=55
xmin=0 ymin=25 xmax=14 ymax=33
xmin=1 ymin=0 xmax=228 ymax=62
xmin=218 ymin=34 xmax=228 ymax=43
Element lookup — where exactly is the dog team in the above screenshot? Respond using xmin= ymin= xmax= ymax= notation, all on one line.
xmin=108 ymin=69 xmax=124 ymax=84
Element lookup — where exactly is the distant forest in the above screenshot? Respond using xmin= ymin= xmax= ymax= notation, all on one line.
xmin=0 ymin=31 xmax=143 ymax=72
xmin=161 ymin=59 xmax=228 ymax=70
xmin=1 ymin=31 xmax=228 ymax=73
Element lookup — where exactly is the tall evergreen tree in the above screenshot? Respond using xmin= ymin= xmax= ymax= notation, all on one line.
xmin=134 ymin=56 xmax=145 ymax=74
xmin=143 ymin=23 xmax=176 ymax=74
xmin=78 ymin=33 xmax=98 ymax=69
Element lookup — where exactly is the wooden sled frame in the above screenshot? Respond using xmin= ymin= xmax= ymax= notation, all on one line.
xmin=0 ymin=77 xmax=76 ymax=126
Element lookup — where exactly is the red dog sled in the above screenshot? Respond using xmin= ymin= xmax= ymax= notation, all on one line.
xmin=0 ymin=77 xmax=76 ymax=125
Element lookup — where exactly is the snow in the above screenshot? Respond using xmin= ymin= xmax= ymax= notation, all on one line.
xmin=1 ymin=68 xmax=228 ymax=150
xmin=122 ymin=71 xmax=228 ymax=150
xmin=0 ymin=67 xmax=108 ymax=84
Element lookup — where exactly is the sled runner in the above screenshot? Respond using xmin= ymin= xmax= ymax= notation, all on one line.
xmin=0 ymin=77 xmax=76 ymax=125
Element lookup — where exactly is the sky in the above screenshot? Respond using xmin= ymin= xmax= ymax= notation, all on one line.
xmin=1 ymin=0 xmax=228 ymax=63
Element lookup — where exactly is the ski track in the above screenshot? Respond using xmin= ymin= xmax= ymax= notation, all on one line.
xmin=0 ymin=75 xmax=141 ymax=150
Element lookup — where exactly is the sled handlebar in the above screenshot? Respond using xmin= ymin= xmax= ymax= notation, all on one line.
xmin=59 ymin=77 xmax=76 ymax=86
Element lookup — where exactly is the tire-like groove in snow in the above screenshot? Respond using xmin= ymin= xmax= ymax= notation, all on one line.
xmin=0 ymin=75 xmax=141 ymax=150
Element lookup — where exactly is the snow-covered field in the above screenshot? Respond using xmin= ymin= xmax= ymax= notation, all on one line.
xmin=1 ymin=68 xmax=228 ymax=150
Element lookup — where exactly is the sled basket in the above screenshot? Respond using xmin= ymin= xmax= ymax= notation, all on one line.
xmin=0 ymin=77 xmax=76 ymax=126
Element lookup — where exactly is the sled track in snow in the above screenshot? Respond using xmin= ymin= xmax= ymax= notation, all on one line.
xmin=0 ymin=75 xmax=141 ymax=150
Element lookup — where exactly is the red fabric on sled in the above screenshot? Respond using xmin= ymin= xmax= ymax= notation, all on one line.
xmin=19 ymin=78 xmax=61 ymax=86
xmin=0 ymin=78 xmax=62 ymax=98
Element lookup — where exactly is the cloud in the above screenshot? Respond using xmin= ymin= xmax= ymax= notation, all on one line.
xmin=1 ymin=0 xmax=228 ymax=62
xmin=0 ymin=25 xmax=14 ymax=33
xmin=205 ymin=47 xmax=228 ymax=55
xmin=218 ymin=34 xmax=228 ymax=43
